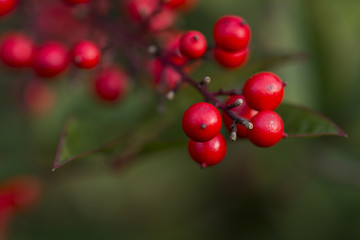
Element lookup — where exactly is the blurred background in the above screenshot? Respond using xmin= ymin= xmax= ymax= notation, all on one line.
xmin=1 ymin=0 xmax=360 ymax=239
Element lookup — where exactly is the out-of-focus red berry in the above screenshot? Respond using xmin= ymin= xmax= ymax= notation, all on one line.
xmin=94 ymin=67 xmax=129 ymax=102
xmin=0 ymin=33 xmax=34 ymax=68
xmin=0 ymin=0 xmax=17 ymax=17
xmin=32 ymin=42 xmax=69 ymax=78
xmin=71 ymin=40 xmax=101 ymax=69
xmin=24 ymin=80 xmax=55 ymax=115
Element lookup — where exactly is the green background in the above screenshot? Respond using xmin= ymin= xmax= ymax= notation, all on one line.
xmin=1 ymin=0 xmax=360 ymax=239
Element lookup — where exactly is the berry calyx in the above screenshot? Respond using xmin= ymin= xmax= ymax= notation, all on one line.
xmin=213 ymin=15 xmax=251 ymax=52
xmin=71 ymin=40 xmax=100 ymax=69
xmin=188 ymin=133 xmax=227 ymax=168
xmin=0 ymin=0 xmax=17 ymax=17
xmin=222 ymin=95 xmax=258 ymax=138
xmin=94 ymin=67 xmax=129 ymax=102
xmin=32 ymin=42 xmax=69 ymax=78
xmin=247 ymin=110 xmax=284 ymax=147
xmin=243 ymin=72 xmax=285 ymax=111
xmin=0 ymin=33 xmax=34 ymax=68
xmin=214 ymin=47 xmax=249 ymax=68
xmin=182 ymin=102 xmax=222 ymax=142
xmin=179 ymin=30 xmax=207 ymax=59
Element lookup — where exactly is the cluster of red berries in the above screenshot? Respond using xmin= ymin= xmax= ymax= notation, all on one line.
xmin=182 ymin=72 xmax=286 ymax=168
xmin=0 ymin=0 xmax=132 ymax=115
xmin=1 ymin=0 xmax=288 ymax=169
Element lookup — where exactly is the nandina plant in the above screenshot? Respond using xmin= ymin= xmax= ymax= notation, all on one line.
xmin=0 ymin=0 xmax=346 ymax=171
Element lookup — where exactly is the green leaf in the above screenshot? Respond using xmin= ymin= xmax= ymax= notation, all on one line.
xmin=277 ymin=103 xmax=347 ymax=138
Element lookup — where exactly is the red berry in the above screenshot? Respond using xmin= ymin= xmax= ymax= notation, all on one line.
xmin=71 ymin=40 xmax=100 ymax=69
xmin=164 ymin=0 xmax=186 ymax=9
xmin=0 ymin=176 xmax=42 ymax=212
xmin=243 ymin=72 xmax=285 ymax=111
xmin=126 ymin=0 xmax=176 ymax=32
xmin=182 ymin=102 xmax=222 ymax=142
xmin=0 ymin=33 xmax=34 ymax=68
xmin=179 ymin=30 xmax=207 ymax=59
xmin=24 ymin=80 xmax=55 ymax=116
xmin=213 ymin=15 xmax=251 ymax=52
xmin=222 ymin=95 xmax=258 ymax=138
xmin=32 ymin=42 xmax=69 ymax=78
xmin=94 ymin=67 xmax=129 ymax=102
xmin=188 ymin=133 xmax=227 ymax=168
xmin=0 ymin=0 xmax=17 ymax=17
xmin=148 ymin=7 xmax=176 ymax=32
xmin=247 ymin=110 xmax=284 ymax=147
xmin=62 ymin=0 xmax=90 ymax=5
xmin=34 ymin=2 xmax=90 ymax=45
xmin=214 ymin=47 xmax=249 ymax=68
xmin=161 ymin=31 xmax=188 ymax=66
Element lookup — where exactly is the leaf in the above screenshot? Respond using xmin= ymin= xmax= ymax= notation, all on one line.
xmin=277 ymin=103 xmax=347 ymax=138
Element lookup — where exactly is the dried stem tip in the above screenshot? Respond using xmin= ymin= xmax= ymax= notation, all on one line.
xmin=227 ymin=98 xmax=243 ymax=109
xmin=241 ymin=121 xmax=253 ymax=130
xmin=230 ymin=121 xmax=237 ymax=141
xmin=200 ymin=76 xmax=211 ymax=86
xmin=147 ymin=45 xmax=158 ymax=55
xmin=230 ymin=131 xmax=237 ymax=141
xmin=166 ymin=91 xmax=175 ymax=100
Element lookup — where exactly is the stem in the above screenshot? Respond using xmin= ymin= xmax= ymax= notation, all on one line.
xmin=158 ymin=56 xmax=253 ymax=130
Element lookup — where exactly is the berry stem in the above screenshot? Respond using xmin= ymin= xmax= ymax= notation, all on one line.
xmin=157 ymin=55 xmax=253 ymax=130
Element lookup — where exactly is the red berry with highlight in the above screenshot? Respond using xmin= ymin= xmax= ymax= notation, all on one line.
xmin=71 ymin=40 xmax=100 ymax=69
xmin=214 ymin=47 xmax=249 ymax=68
xmin=243 ymin=72 xmax=285 ymax=111
xmin=179 ymin=30 xmax=207 ymax=59
xmin=94 ymin=67 xmax=129 ymax=102
xmin=247 ymin=110 xmax=284 ymax=148
xmin=0 ymin=0 xmax=17 ymax=17
xmin=213 ymin=15 xmax=251 ymax=52
xmin=0 ymin=33 xmax=34 ymax=68
xmin=182 ymin=102 xmax=222 ymax=142
xmin=222 ymin=95 xmax=258 ymax=138
xmin=188 ymin=133 xmax=227 ymax=168
xmin=32 ymin=42 xmax=69 ymax=78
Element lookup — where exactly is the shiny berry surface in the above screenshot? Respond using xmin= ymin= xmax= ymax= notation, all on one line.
xmin=214 ymin=47 xmax=249 ymax=68
xmin=179 ymin=30 xmax=207 ymax=59
xmin=182 ymin=102 xmax=222 ymax=142
xmin=71 ymin=40 xmax=100 ymax=69
xmin=0 ymin=0 xmax=17 ymax=17
xmin=32 ymin=42 xmax=69 ymax=78
xmin=0 ymin=33 xmax=34 ymax=68
xmin=247 ymin=110 xmax=284 ymax=147
xmin=222 ymin=95 xmax=258 ymax=138
xmin=213 ymin=15 xmax=251 ymax=52
xmin=94 ymin=67 xmax=129 ymax=102
xmin=188 ymin=133 xmax=227 ymax=167
xmin=243 ymin=72 xmax=285 ymax=111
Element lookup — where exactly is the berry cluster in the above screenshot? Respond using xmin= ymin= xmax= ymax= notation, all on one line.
xmin=1 ymin=0 xmax=288 ymax=169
